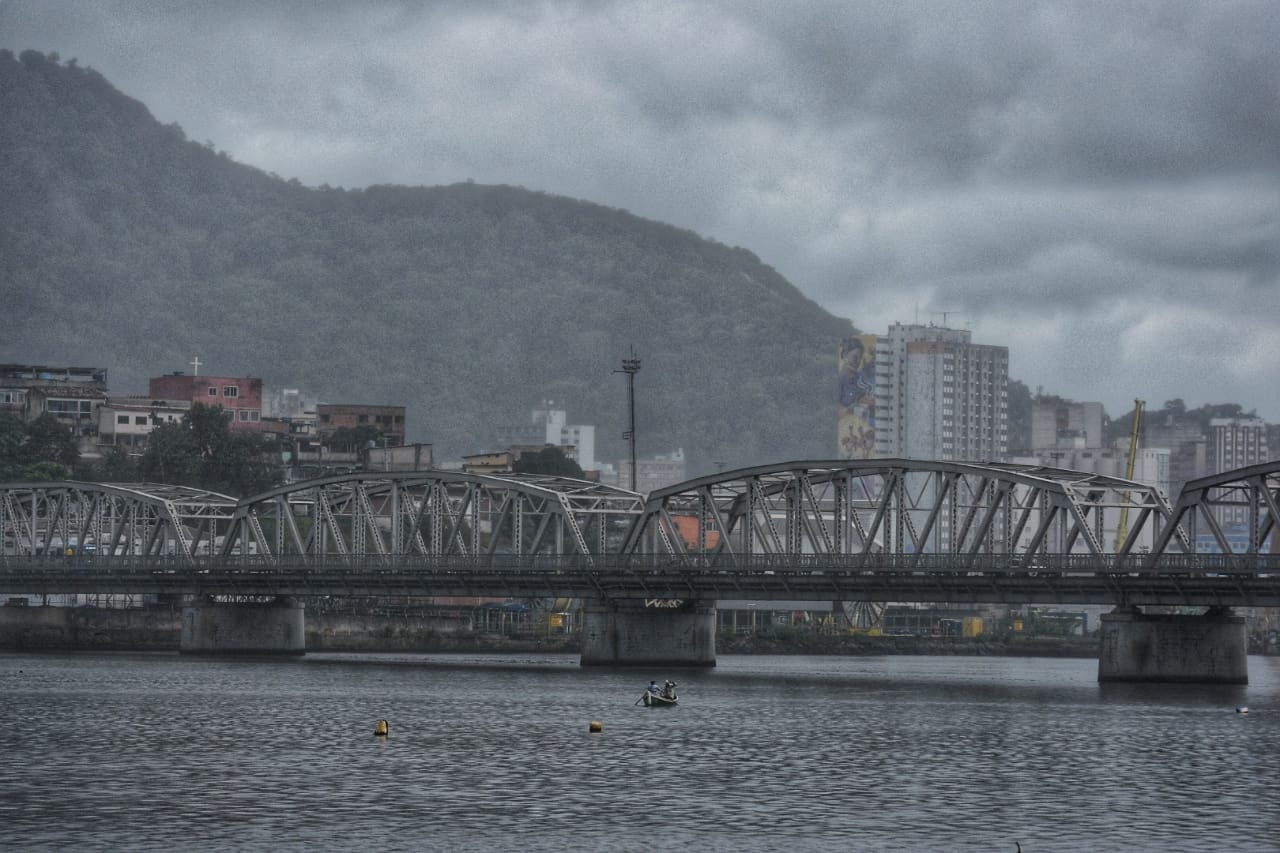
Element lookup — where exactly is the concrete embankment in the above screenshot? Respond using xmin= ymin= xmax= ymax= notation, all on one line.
xmin=719 ymin=631 xmax=1100 ymax=658
xmin=0 ymin=605 xmax=579 ymax=654
xmin=0 ymin=605 xmax=1100 ymax=657
xmin=0 ymin=605 xmax=182 ymax=651
xmin=304 ymin=612 xmax=579 ymax=653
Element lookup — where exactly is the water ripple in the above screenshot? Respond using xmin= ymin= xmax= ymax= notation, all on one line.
xmin=1 ymin=652 xmax=1277 ymax=851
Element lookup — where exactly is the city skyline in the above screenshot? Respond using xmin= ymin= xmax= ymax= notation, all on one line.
xmin=10 ymin=332 xmax=1276 ymax=461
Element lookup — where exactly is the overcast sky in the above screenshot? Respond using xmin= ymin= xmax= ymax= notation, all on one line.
xmin=4 ymin=0 xmax=1278 ymax=421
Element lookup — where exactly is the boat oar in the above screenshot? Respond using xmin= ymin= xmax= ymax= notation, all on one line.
xmin=634 ymin=693 xmax=646 ymax=706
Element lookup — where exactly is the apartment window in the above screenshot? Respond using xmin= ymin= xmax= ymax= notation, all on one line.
xmin=117 ymin=415 xmax=129 ymax=424
xmin=358 ymin=414 xmax=369 ymax=424
xmin=47 ymin=399 xmax=92 ymax=416
xmin=238 ymin=410 xmax=249 ymax=421
xmin=208 ymin=387 xmax=218 ymax=397
xmin=135 ymin=416 xmax=147 ymax=425
xmin=223 ymin=386 xmax=239 ymax=398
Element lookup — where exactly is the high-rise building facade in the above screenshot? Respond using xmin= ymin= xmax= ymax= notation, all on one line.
xmin=1208 ymin=417 xmax=1269 ymax=474
xmin=868 ymin=323 xmax=1008 ymax=461
xmin=1207 ymin=417 xmax=1269 ymax=529
xmin=1031 ymin=398 xmax=1104 ymax=451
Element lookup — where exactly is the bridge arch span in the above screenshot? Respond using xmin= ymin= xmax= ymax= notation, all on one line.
xmin=222 ymin=471 xmax=645 ymax=562
xmin=1149 ymin=460 xmax=1280 ymax=566
xmin=0 ymin=481 xmax=239 ymax=561
xmin=621 ymin=458 xmax=1180 ymax=565
xmin=12 ymin=460 xmax=1280 ymax=568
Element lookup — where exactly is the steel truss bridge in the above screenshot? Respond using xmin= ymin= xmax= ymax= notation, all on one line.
xmin=2 ymin=460 xmax=1279 ymax=610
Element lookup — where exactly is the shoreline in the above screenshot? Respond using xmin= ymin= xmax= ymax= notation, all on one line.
xmin=4 ymin=604 xmax=1272 ymax=657
xmin=0 ymin=604 xmax=1101 ymax=657
xmin=718 ymin=632 xmax=1101 ymax=658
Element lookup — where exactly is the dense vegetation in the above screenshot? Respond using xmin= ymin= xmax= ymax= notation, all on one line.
xmin=512 ymin=446 xmax=585 ymax=479
xmin=137 ymin=404 xmax=279 ymax=496
xmin=1 ymin=50 xmax=856 ymax=473
xmin=0 ymin=406 xmax=277 ymax=496
xmin=1105 ymin=399 xmax=1261 ymax=445
xmin=0 ymin=414 xmax=80 ymax=481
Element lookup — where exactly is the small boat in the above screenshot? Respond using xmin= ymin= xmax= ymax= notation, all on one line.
xmin=641 ymin=680 xmax=678 ymax=707
xmin=642 ymin=690 xmax=677 ymax=707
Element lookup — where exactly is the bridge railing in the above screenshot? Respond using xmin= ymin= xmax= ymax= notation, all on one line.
xmin=618 ymin=552 xmax=1280 ymax=576
xmin=3 ymin=551 xmax=1279 ymax=577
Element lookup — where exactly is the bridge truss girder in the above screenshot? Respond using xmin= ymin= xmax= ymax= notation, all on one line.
xmin=0 ymin=482 xmax=240 ymax=562
xmin=621 ymin=459 xmax=1183 ymax=566
xmin=1149 ymin=461 xmax=1280 ymax=569
xmin=221 ymin=471 xmax=646 ymax=564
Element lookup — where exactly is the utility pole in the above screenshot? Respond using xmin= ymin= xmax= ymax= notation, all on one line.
xmin=615 ymin=350 xmax=641 ymax=491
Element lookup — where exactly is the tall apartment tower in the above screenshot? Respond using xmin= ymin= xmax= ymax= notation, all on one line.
xmin=1207 ymin=418 xmax=1269 ymax=529
xmin=1208 ymin=417 xmax=1269 ymax=474
xmin=873 ymin=323 xmax=1009 ymax=461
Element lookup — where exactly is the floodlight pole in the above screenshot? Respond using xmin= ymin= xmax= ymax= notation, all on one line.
xmin=615 ymin=351 xmax=641 ymax=492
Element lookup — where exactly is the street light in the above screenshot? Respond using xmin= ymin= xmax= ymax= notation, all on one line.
xmin=614 ymin=350 xmax=641 ymax=491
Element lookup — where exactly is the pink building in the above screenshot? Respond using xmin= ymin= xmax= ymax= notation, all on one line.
xmin=316 ymin=403 xmax=406 ymax=446
xmin=148 ymin=372 xmax=263 ymax=431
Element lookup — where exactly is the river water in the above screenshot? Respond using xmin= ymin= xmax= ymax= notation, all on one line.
xmin=1 ymin=651 xmax=1277 ymax=852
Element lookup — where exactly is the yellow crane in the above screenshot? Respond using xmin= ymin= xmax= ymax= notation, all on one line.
xmin=1114 ymin=399 xmax=1145 ymax=551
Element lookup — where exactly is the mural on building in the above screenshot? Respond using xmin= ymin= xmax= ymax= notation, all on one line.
xmin=837 ymin=334 xmax=877 ymax=459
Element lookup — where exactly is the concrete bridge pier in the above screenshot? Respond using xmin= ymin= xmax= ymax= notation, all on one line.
xmin=180 ymin=596 xmax=306 ymax=656
xmin=580 ymin=598 xmax=716 ymax=667
xmin=1098 ymin=606 xmax=1247 ymax=684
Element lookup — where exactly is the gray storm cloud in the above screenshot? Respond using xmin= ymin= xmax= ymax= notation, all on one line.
xmin=2 ymin=0 xmax=1277 ymax=418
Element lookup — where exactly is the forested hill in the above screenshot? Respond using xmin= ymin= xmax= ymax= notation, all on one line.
xmin=1 ymin=49 xmax=855 ymax=470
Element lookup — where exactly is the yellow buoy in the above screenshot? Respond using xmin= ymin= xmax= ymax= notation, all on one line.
xmin=374 ymin=719 xmax=389 ymax=736
xmin=589 ymin=720 xmax=603 ymax=733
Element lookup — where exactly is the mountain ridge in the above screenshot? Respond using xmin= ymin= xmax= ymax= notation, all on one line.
xmin=1 ymin=49 xmax=856 ymax=471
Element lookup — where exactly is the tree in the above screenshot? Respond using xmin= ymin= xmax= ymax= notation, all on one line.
xmin=83 ymin=446 xmax=140 ymax=482
xmin=18 ymin=460 xmax=73 ymax=481
xmin=1005 ymin=379 xmax=1033 ymax=454
xmin=1200 ymin=403 xmax=1253 ymax=420
xmin=138 ymin=403 xmax=279 ymax=496
xmin=23 ymin=414 xmax=80 ymax=467
xmin=513 ymin=446 xmax=585 ymax=479
xmin=323 ymin=425 xmax=383 ymax=454
xmin=210 ymin=430 xmax=279 ymax=496
xmin=139 ymin=420 xmax=199 ymax=484
xmin=0 ymin=413 xmax=78 ymax=481
xmin=0 ymin=415 xmax=25 ymax=480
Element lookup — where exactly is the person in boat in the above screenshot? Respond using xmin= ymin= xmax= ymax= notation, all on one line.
xmin=662 ymin=680 xmax=677 ymax=699
xmin=648 ymin=680 xmax=661 ymax=695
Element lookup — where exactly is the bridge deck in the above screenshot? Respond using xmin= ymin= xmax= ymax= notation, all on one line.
xmin=3 ymin=556 xmax=1278 ymax=608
